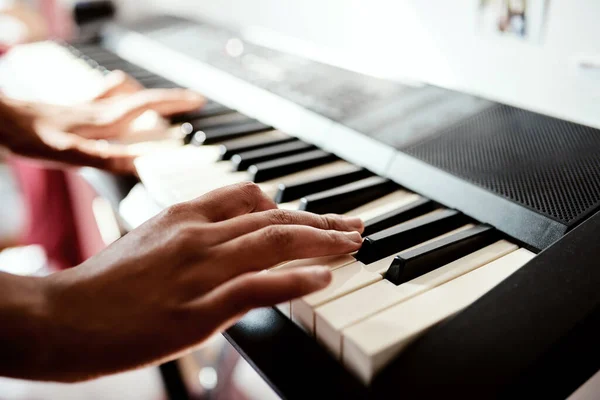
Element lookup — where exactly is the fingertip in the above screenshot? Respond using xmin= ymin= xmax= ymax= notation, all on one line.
xmin=300 ymin=266 xmax=332 ymax=290
xmin=169 ymin=90 xmax=207 ymax=114
xmin=102 ymin=69 xmax=128 ymax=86
xmin=175 ymin=89 xmax=207 ymax=108
xmin=341 ymin=230 xmax=363 ymax=245
xmin=342 ymin=215 xmax=365 ymax=233
xmin=185 ymin=90 xmax=206 ymax=104
xmin=106 ymin=69 xmax=126 ymax=78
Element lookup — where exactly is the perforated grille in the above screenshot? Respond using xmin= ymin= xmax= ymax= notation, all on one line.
xmin=404 ymin=105 xmax=600 ymax=225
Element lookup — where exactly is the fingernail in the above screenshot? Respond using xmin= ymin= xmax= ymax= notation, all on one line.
xmin=343 ymin=231 xmax=363 ymax=244
xmin=343 ymin=216 xmax=364 ymax=231
xmin=304 ymin=266 xmax=332 ymax=287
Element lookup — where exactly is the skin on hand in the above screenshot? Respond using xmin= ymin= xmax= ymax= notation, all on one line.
xmin=0 ymin=70 xmax=205 ymax=174
xmin=0 ymin=3 xmax=49 ymax=45
xmin=14 ymin=182 xmax=364 ymax=383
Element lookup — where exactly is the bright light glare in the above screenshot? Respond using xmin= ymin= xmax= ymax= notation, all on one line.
xmin=198 ymin=367 xmax=218 ymax=390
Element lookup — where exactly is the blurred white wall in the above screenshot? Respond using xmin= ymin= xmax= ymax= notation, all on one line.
xmin=108 ymin=0 xmax=600 ymax=129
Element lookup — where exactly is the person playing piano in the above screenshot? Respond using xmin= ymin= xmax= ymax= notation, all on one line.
xmin=0 ymin=31 xmax=365 ymax=384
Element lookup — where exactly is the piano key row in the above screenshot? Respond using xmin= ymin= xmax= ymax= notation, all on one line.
xmin=133 ymin=129 xmax=535 ymax=385
xmin=58 ymin=41 xmax=535 ymax=386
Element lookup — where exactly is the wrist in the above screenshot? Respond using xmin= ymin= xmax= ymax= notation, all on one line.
xmin=0 ymin=272 xmax=55 ymax=380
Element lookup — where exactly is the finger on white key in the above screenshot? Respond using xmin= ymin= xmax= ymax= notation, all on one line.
xmin=274 ymin=207 xmax=442 ymax=318
xmin=275 ymin=197 xmax=436 ymax=271
xmin=271 ymin=253 xmax=358 ymax=318
xmin=291 ymin=224 xmax=474 ymax=334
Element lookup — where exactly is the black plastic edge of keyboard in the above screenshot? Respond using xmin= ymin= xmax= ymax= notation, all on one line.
xmin=386 ymin=151 xmax=567 ymax=252
xmin=368 ymin=209 xmax=600 ymax=399
xmin=223 ymin=308 xmax=367 ymax=400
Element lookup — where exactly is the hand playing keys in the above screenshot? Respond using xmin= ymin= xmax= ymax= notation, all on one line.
xmin=0 ymin=70 xmax=205 ymax=174
xmin=13 ymin=182 xmax=364 ymax=382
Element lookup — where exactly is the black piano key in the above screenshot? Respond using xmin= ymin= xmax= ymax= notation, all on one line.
xmin=135 ymin=76 xmax=177 ymax=88
xmin=71 ymin=48 xmax=114 ymax=62
xmin=192 ymin=120 xmax=272 ymax=145
xmin=96 ymin=59 xmax=135 ymax=71
xmin=231 ymin=141 xmax=316 ymax=171
xmin=170 ymin=102 xmax=232 ymax=123
xmin=299 ymin=177 xmax=398 ymax=215
xmin=123 ymin=69 xmax=158 ymax=81
xmin=79 ymin=56 xmax=102 ymax=70
xmin=84 ymin=52 xmax=119 ymax=63
xmin=248 ymin=150 xmax=338 ymax=183
xmin=90 ymin=56 xmax=124 ymax=68
xmin=355 ymin=209 xmax=469 ymax=265
xmin=275 ymin=165 xmax=373 ymax=203
xmin=71 ymin=45 xmax=114 ymax=59
xmin=362 ymin=198 xmax=437 ymax=237
xmin=384 ymin=224 xmax=498 ymax=285
xmin=145 ymin=80 xmax=183 ymax=89
xmin=218 ymin=132 xmax=296 ymax=161
xmin=186 ymin=112 xmax=250 ymax=132
xmin=68 ymin=44 xmax=102 ymax=54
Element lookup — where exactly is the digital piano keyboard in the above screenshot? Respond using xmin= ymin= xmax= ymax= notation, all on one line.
xmin=3 ymin=14 xmax=600 ymax=400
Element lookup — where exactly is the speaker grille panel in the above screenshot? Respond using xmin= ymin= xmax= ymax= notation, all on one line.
xmin=404 ymin=105 xmax=600 ymax=225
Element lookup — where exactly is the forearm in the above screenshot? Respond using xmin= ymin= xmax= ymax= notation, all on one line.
xmin=0 ymin=94 xmax=19 ymax=140
xmin=0 ymin=94 xmax=38 ymax=152
xmin=0 ymin=271 xmax=54 ymax=380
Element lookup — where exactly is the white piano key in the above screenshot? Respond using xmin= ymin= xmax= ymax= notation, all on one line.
xmin=134 ymin=145 xmax=224 ymax=207
xmin=169 ymin=171 xmax=249 ymax=204
xmin=275 ymin=200 xmax=302 ymax=210
xmin=314 ymin=240 xmax=518 ymax=358
xmin=271 ymin=254 xmax=357 ymax=273
xmin=290 ymin=222 xmax=471 ymax=334
xmin=342 ymin=248 xmax=535 ymax=385
xmin=344 ymin=191 xmax=421 ymax=221
xmin=136 ymin=148 xmax=354 ymax=208
xmin=275 ymin=302 xmax=292 ymax=318
xmin=118 ymin=183 xmax=163 ymax=231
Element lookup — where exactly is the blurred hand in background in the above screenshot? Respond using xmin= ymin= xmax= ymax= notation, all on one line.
xmin=0 ymin=1 xmax=49 ymax=47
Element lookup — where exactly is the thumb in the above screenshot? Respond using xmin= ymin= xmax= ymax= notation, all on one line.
xmin=201 ymin=267 xmax=332 ymax=326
